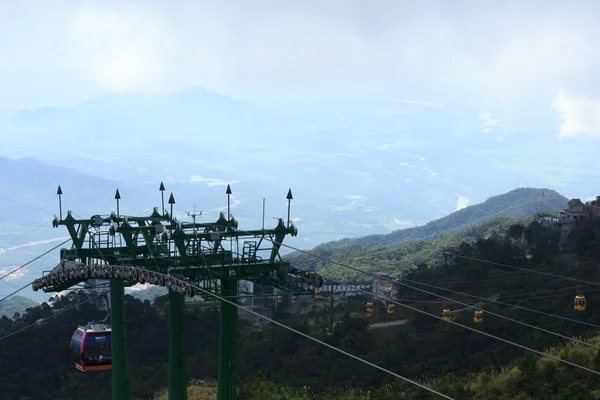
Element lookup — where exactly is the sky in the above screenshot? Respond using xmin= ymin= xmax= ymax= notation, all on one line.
xmin=1 ymin=0 xmax=600 ymax=139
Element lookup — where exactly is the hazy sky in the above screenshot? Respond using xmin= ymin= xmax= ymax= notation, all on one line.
xmin=1 ymin=1 xmax=600 ymax=138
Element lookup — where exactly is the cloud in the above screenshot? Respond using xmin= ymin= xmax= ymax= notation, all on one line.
xmin=2 ymin=1 xmax=600 ymax=108
xmin=69 ymin=5 xmax=171 ymax=91
xmin=455 ymin=194 xmax=470 ymax=211
xmin=0 ymin=267 xmax=24 ymax=281
xmin=553 ymin=90 xmax=600 ymax=138
xmin=479 ymin=112 xmax=500 ymax=133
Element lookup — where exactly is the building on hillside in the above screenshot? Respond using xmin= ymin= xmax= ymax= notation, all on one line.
xmin=545 ymin=198 xmax=600 ymax=239
xmin=372 ymin=272 xmax=393 ymax=299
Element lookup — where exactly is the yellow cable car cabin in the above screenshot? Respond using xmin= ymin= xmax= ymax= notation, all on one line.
xmin=333 ymin=289 xmax=339 ymax=298
xmin=386 ymin=304 xmax=395 ymax=315
xmin=314 ymin=289 xmax=321 ymax=299
xmin=574 ymin=295 xmax=586 ymax=311
xmin=366 ymin=302 xmax=374 ymax=313
xmin=291 ymin=295 xmax=298 ymax=303
xmin=473 ymin=310 xmax=483 ymax=323
xmin=277 ymin=295 xmax=283 ymax=304
xmin=442 ymin=308 xmax=452 ymax=321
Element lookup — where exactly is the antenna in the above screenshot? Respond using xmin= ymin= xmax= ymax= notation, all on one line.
xmin=186 ymin=205 xmax=202 ymax=229
xmin=186 ymin=205 xmax=202 ymax=253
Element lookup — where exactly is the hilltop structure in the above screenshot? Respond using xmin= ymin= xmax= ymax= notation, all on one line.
xmin=538 ymin=198 xmax=600 ymax=246
xmin=556 ymin=198 xmax=600 ymax=235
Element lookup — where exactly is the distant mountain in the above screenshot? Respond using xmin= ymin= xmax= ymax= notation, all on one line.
xmin=0 ymin=295 xmax=38 ymax=319
xmin=128 ymin=285 xmax=167 ymax=302
xmin=3 ymin=87 xmax=596 ymax=260
xmin=310 ymin=188 xmax=568 ymax=250
xmin=7 ymin=87 xmax=285 ymax=144
xmin=0 ymin=156 xmax=125 ymax=225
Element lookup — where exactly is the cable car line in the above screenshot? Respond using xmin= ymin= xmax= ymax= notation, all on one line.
xmin=281 ymin=234 xmax=600 ymax=330
xmin=375 ymin=275 xmax=600 ymax=351
xmin=0 ymin=280 xmax=36 ymax=304
xmin=500 ymin=283 xmax=596 ymax=299
xmin=451 ymin=254 xmax=600 ymax=287
xmin=502 ymin=287 xmax=600 ymax=302
xmin=182 ymin=278 xmax=456 ymax=399
xmin=0 ymin=238 xmax=72 ymax=281
xmin=402 ymin=277 xmax=600 ymax=330
xmin=0 ymin=220 xmax=55 ymax=249
xmin=0 ymin=293 xmax=102 ymax=342
xmin=4 ymin=225 xmax=596 ymax=393
xmin=245 ymin=233 xmax=600 ymax=375
xmin=255 ymin=235 xmax=600 ymax=350
xmin=82 ymin=239 xmax=454 ymax=399
xmin=296 ymin=268 xmax=600 ymax=378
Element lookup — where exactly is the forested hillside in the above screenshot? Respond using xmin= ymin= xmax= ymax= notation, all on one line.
xmin=2 ymin=214 xmax=600 ymax=399
xmin=0 ymin=295 xmax=38 ymax=319
xmin=157 ymin=337 xmax=600 ymax=399
xmin=315 ymin=188 xmax=567 ymax=250
xmin=286 ymin=215 xmax=523 ymax=282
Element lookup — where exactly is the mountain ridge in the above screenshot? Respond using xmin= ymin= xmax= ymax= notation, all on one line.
xmin=314 ymin=187 xmax=568 ymax=250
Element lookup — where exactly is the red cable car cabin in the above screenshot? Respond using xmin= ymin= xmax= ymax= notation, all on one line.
xmin=70 ymin=323 xmax=112 ymax=372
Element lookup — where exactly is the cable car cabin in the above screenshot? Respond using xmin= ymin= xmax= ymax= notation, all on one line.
xmin=574 ymin=295 xmax=587 ymax=311
xmin=386 ymin=304 xmax=395 ymax=315
xmin=70 ymin=323 xmax=112 ymax=372
xmin=291 ymin=295 xmax=298 ymax=303
xmin=314 ymin=290 xmax=321 ymax=299
xmin=333 ymin=289 xmax=339 ymax=298
xmin=442 ymin=308 xmax=452 ymax=321
xmin=366 ymin=302 xmax=374 ymax=313
xmin=277 ymin=295 xmax=283 ymax=304
xmin=474 ymin=310 xmax=483 ymax=323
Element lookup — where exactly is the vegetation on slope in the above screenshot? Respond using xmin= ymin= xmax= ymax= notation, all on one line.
xmin=158 ymin=338 xmax=600 ymax=399
xmin=0 ymin=295 xmax=38 ymax=319
xmin=314 ymin=187 xmax=567 ymax=250
xmin=286 ymin=215 xmax=523 ymax=282
xmin=2 ymin=211 xmax=600 ymax=399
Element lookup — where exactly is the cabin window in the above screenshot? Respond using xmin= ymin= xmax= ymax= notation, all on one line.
xmin=70 ymin=329 xmax=84 ymax=363
xmin=83 ymin=333 xmax=112 ymax=365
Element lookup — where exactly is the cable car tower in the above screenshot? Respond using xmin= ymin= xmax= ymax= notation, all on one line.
xmin=33 ymin=183 xmax=323 ymax=400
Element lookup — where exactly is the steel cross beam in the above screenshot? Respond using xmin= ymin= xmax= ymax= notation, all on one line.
xmin=43 ymin=184 xmax=319 ymax=400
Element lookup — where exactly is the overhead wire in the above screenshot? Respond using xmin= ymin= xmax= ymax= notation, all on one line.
xmin=403 ymin=277 xmax=600 ymax=330
xmin=254 ymin=234 xmax=600 ymax=350
xmin=299 ymin=267 xmax=600 ymax=377
xmin=17 ymin=207 xmax=599 ymax=390
xmin=500 ymin=283 xmax=596 ymax=299
xmin=272 ymin=228 xmax=600 ymax=327
xmin=503 ymin=288 xmax=600 ymax=302
xmin=10 ymin=210 xmax=598 ymax=393
xmin=244 ymin=231 xmax=600 ymax=375
xmin=0 ymin=293 xmax=103 ymax=342
xmin=181 ymin=275 xmax=455 ymax=399
xmin=452 ymin=254 xmax=600 ymax=287
xmin=85 ymin=227 xmax=456 ymax=399
xmin=0 ymin=238 xmax=71 ymax=281
xmin=0 ymin=281 xmax=36 ymax=304
xmin=0 ymin=219 xmax=55 ymax=249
